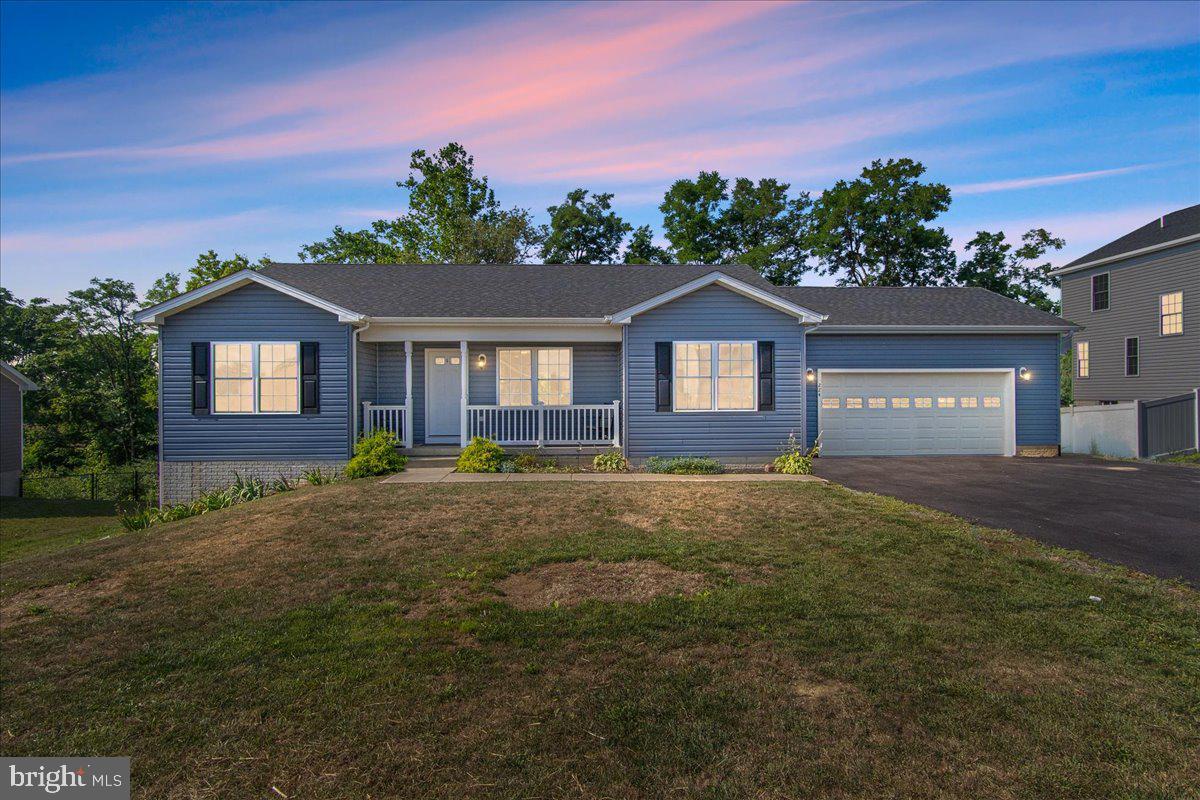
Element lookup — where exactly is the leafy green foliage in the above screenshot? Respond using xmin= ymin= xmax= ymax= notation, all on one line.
xmin=956 ymin=229 xmax=1064 ymax=313
xmin=541 ymin=188 xmax=631 ymax=264
xmin=622 ymin=225 xmax=671 ymax=264
xmin=512 ymin=453 xmax=553 ymax=472
xmin=456 ymin=437 xmax=505 ymax=473
xmin=300 ymin=142 xmax=543 ymax=264
xmin=593 ymin=450 xmax=628 ymax=472
xmin=345 ymin=431 xmax=408 ymax=478
xmin=773 ymin=434 xmax=818 ymax=474
xmin=1060 ymin=348 xmax=1074 ymax=407
xmin=644 ymin=455 xmax=723 ymax=474
xmin=806 ymin=158 xmax=954 ymax=286
xmin=660 ymin=172 xmax=811 ymax=284
xmin=302 ymin=466 xmax=341 ymax=485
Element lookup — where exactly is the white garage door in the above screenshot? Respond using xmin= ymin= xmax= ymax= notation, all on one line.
xmin=818 ymin=371 xmax=1012 ymax=456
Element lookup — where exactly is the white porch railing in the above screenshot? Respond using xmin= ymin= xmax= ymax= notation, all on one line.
xmin=467 ymin=402 xmax=620 ymax=447
xmin=362 ymin=402 xmax=411 ymax=447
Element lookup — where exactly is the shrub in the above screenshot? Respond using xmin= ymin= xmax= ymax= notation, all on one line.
xmin=229 ymin=474 xmax=267 ymax=502
xmin=456 ymin=437 xmax=505 ymax=473
xmin=499 ymin=459 xmax=517 ymax=473
xmin=302 ymin=466 xmax=340 ymax=485
xmin=119 ymin=505 xmax=156 ymax=531
xmin=513 ymin=453 xmax=556 ymax=472
xmin=269 ymin=475 xmax=297 ymax=493
xmin=345 ymin=430 xmax=408 ymax=478
xmin=773 ymin=433 xmax=819 ymax=475
xmin=593 ymin=449 xmax=627 ymax=472
xmin=644 ymin=455 xmax=722 ymax=474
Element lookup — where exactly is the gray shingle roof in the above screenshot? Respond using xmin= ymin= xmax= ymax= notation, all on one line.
xmin=255 ymin=262 xmax=1073 ymax=329
xmin=775 ymin=286 xmax=1072 ymax=328
xmin=1061 ymin=203 xmax=1200 ymax=269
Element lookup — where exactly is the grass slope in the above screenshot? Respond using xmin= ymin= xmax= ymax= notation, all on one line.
xmin=1 ymin=481 xmax=1196 ymax=799
xmin=1 ymin=497 xmax=122 ymax=562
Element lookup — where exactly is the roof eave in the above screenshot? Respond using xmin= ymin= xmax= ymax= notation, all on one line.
xmin=808 ymin=324 xmax=1078 ymax=334
xmin=607 ymin=271 xmax=827 ymax=325
xmin=133 ymin=270 xmax=366 ymax=325
xmin=1049 ymin=232 xmax=1200 ymax=277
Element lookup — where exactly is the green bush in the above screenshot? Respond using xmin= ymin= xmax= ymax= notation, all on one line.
xmin=644 ymin=455 xmax=722 ymax=474
xmin=344 ymin=431 xmax=408 ymax=478
xmin=513 ymin=453 xmax=556 ymax=472
xmin=302 ymin=466 xmax=340 ymax=485
xmin=119 ymin=506 xmax=156 ymax=531
xmin=593 ymin=449 xmax=627 ymax=472
xmin=456 ymin=437 xmax=505 ymax=473
xmin=773 ymin=434 xmax=818 ymax=475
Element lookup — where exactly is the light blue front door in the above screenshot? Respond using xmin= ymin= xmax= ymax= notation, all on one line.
xmin=425 ymin=349 xmax=462 ymax=442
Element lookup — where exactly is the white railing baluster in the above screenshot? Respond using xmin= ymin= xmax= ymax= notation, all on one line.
xmin=461 ymin=402 xmax=622 ymax=447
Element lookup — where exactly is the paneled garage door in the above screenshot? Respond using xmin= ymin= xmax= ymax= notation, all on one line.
xmin=818 ymin=370 xmax=1013 ymax=456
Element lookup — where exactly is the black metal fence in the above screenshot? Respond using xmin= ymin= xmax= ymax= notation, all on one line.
xmin=1138 ymin=390 xmax=1198 ymax=458
xmin=19 ymin=470 xmax=157 ymax=502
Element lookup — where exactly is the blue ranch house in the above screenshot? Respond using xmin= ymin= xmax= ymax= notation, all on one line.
xmin=134 ymin=263 xmax=1075 ymax=503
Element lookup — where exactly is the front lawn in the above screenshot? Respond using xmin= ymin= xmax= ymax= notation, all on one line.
xmin=0 ymin=497 xmax=122 ymax=563
xmin=1 ymin=481 xmax=1196 ymax=798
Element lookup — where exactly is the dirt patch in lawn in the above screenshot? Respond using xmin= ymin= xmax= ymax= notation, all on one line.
xmin=496 ymin=560 xmax=708 ymax=609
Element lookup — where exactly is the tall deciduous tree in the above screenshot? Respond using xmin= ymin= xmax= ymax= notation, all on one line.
xmin=659 ymin=172 xmax=810 ymax=284
xmin=145 ymin=251 xmax=270 ymax=305
xmin=955 ymin=228 xmax=1065 ymax=313
xmin=623 ymin=225 xmax=671 ymax=264
xmin=540 ymin=189 xmax=631 ymax=264
xmin=806 ymin=158 xmax=954 ymax=286
xmin=300 ymin=142 xmax=543 ymax=264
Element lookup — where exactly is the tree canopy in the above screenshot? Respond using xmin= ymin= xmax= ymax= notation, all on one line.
xmin=955 ymin=228 xmax=1065 ymax=313
xmin=623 ymin=225 xmax=671 ymax=265
xmin=541 ymin=189 xmax=631 ymax=264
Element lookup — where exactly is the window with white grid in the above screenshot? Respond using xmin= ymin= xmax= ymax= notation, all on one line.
xmin=674 ymin=342 xmax=713 ymax=411
xmin=673 ymin=342 xmax=756 ymax=411
xmin=1160 ymin=292 xmax=1183 ymax=336
xmin=213 ymin=343 xmax=254 ymax=413
xmin=258 ymin=343 xmax=299 ymax=413
xmin=212 ymin=342 xmax=299 ymax=414
xmin=498 ymin=348 xmax=533 ymax=406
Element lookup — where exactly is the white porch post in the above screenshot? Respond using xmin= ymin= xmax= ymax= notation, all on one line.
xmin=612 ymin=400 xmax=621 ymax=448
xmin=403 ymin=341 xmax=413 ymax=448
xmin=459 ymin=340 xmax=469 ymax=447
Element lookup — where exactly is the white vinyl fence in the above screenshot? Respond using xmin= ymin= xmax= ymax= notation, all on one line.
xmin=1060 ymin=403 xmax=1139 ymax=458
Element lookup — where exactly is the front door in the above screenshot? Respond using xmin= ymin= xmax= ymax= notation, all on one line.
xmin=425 ymin=349 xmax=463 ymax=442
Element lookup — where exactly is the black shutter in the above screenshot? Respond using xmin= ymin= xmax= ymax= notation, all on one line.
xmin=301 ymin=342 xmax=320 ymax=414
xmin=191 ymin=342 xmax=210 ymax=415
xmin=655 ymin=342 xmax=672 ymax=412
xmin=757 ymin=341 xmax=774 ymax=411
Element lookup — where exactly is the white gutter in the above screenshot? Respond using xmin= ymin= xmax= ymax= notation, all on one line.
xmin=809 ymin=324 xmax=1077 ymax=334
xmin=1049 ymin=232 xmax=1200 ymax=277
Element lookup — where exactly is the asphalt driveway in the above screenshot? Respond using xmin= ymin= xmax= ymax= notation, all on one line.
xmin=813 ymin=455 xmax=1200 ymax=584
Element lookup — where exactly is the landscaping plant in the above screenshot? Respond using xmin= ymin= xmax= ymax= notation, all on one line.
xmin=456 ymin=437 xmax=505 ymax=473
xmin=344 ymin=431 xmax=408 ymax=478
xmin=301 ymin=466 xmax=341 ymax=485
xmin=644 ymin=455 xmax=722 ymax=474
xmin=593 ymin=449 xmax=627 ymax=472
xmin=773 ymin=433 xmax=819 ymax=475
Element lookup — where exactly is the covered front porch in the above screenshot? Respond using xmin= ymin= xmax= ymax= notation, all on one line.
xmin=354 ymin=333 xmax=622 ymax=449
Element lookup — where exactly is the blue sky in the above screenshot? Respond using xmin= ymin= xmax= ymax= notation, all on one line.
xmin=1 ymin=0 xmax=1197 ymax=301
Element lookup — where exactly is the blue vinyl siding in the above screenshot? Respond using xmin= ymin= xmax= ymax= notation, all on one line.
xmin=160 ymin=284 xmax=352 ymax=461
xmin=805 ymin=334 xmax=1061 ymax=447
xmin=624 ymin=285 xmax=806 ymax=459
xmin=367 ymin=341 xmax=620 ymax=444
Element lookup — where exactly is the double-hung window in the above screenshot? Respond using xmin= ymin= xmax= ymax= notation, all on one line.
xmin=497 ymin=348 xmax=572 ymax=406
xmin=1160 ymin=291 xmax=1183 ymax=336
xmin=1124 ymin=337 xmax=1139 ymax=376
xmin=1091 ymin=273 xmax=1109 ymax=311
xmin=213 ymin=342 xmax=299 ymax=414
xmin=673 ymin=341 xmax=755 ymax=411
xmin=1076 ymin=341 xmax=1089 ymax=378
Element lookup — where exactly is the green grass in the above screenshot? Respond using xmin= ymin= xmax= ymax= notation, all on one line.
xmin=1157 ymin=451 xmax=1200 ymax=466
xmin=1 ymin=481 xmax=1196 ymax=798
xmin=0 ymin=497 xmax=122 ymax=562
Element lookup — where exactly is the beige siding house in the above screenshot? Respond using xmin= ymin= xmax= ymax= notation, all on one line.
xmin=1053 ymin=205 xmax=1200 ymax=404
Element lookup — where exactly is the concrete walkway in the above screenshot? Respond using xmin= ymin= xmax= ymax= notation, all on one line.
xmin=382 ymin=468 xmax=824 ymax=484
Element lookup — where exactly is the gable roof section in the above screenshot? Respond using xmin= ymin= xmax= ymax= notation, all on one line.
xmin=606 ymin=271 xmax=825 ymax=324
xmin=777 ymin=286 xmax=1075 ymax=331
xmin=1050 ymin=204 xmax=1200 ymax=277
xmin=133 ymin=270 xmax=367 ymax=324
xmin=0 ymin=361 xmax=38 ymax=391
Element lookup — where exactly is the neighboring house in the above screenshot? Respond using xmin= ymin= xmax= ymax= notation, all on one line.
xmin=1051 ymin=204 xmax=1200 ymax=404
xmin=134 ymin=263 xmax=1074 ymax=503
xmin=0 ymin=361 xmax=38 ymax=497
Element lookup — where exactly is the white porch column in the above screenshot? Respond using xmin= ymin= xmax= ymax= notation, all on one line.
xmin=403 ymin=341 xmax=413 ymax=448
xmin=459 ymin=340 xmax=469 ymax=447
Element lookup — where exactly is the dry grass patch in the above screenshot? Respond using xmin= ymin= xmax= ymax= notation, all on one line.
xmin=496 ymin=559 xmax=708 ymax=609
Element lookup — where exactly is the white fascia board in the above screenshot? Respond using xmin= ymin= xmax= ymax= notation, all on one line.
xmin=808 ymin=324 xmax=1076 ymax=334
xmin=0 ymin=362 xmax=38 ymax=391
xmin=606 ymin=272 xmax=827 ymax=325
xmin=1048 ymin=233 xmax=1200 ymax=277
xmin=361 ymin=322 xmax=621 ymax=343
xmin=367 ymin=316 xmax=609 ymax=325
xmin=133 ymin=270 xmax=366 ymax=324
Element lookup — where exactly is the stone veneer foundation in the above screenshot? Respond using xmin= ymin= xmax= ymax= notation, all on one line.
xmin=159 ymin=459 xmax=348 ymax=505
xmin=1016 ymin=445 xmax=1060 ymax=457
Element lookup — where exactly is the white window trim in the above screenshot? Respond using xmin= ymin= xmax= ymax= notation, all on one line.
xmin=1159 ymin=290 xmax=1183 ymax=337
xmin=1076 ymin=341 xmax=1090 ymax=379
xmin=1090 ymin=272 xmax=1110 ymax=312
xmin=211 ymin=341 xmax=301 ymax=415
xmin=494 ymin=346 xmax=574 ymax=407
xmin=1124 ymin=336 xmax=1140 ymax=377
xmin=671 ymin=340 xmax=758 ymax=413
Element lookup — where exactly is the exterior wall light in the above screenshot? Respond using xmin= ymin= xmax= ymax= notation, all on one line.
xmin=477 ymin=353 xmax=487 ymax=369
xmin=805 ymin=368 xmax=816 ymax=383
xmin=1019 ymin=367 xmax=1031 ymax=381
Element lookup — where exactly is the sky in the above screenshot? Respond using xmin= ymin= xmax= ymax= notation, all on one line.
xmin=1 ymin=0 xmax=1198 ymax=302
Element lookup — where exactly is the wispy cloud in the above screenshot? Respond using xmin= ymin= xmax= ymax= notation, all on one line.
xmin=954 ymin=163 xmax=1164 ymax=195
